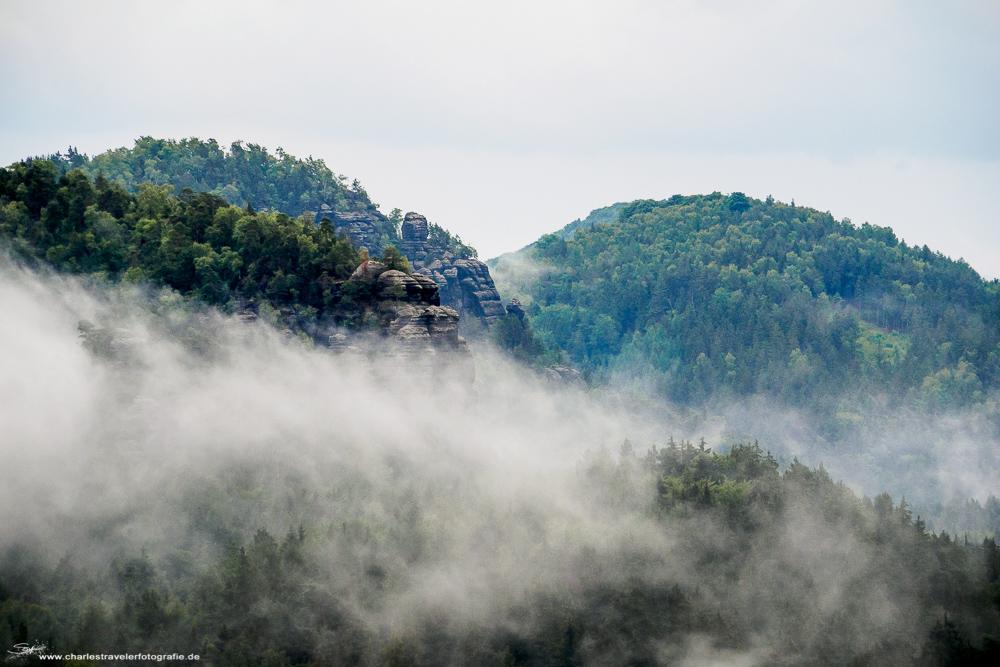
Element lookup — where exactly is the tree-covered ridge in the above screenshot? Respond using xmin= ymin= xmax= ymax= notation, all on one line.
xmin=522 ymin=193 xmax=1000 ymax=406
xmin=1 ymin=442 xmax=997 ymax=665
xmin=427 ymin=219 xmax=479 ymax=260
xmin=46 ymin=138 xmax=382 ymax=221
xmin=43 ymin=138 xmax=474 ymax=259
xmin=486 ymin=203 xmax=624 ymax=270
xmin=551 ymin=201 xmax=626 ymax=240
xmin=4 ymin=141 xmax=489 ymax=334
xmin=0 ymin=160 xmax=369 ymax=331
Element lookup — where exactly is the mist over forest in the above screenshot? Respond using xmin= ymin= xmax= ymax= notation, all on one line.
xmin=489 ymin=196 xmax=1000 ymax=520
xmin=1 ymin=141 xmax=999 ymax=665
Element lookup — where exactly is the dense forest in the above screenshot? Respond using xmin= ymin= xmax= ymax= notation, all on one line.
xmin=0 ymin=159 xmax=358 ymax=330
xmin=492 ymin=194 xmax=1000 ymax=410
xmin=2 ymin=436 xmax=998 ymax=665
xmin=46 ymin=138 xmax=382 ymax=221
xmin=0 ymin=148 xmax=469 ymax=336
xmin=41 ymin=138 xmax=478 ymax=260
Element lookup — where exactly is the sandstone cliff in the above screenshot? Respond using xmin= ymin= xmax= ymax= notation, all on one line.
xmin=399 ymin=212 xmax=505 ymax=333
xmin=333 ymin=259 xmax=475 ymax=388
xmin=317 ymin=205 xmax=386 ymax=254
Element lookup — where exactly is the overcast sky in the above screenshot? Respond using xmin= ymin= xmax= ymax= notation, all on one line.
xmin=1 ymin=0 xmax=998 ymax=272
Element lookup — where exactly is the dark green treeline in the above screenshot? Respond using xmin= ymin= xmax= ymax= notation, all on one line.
xmin=513 ymin=194 xmax=1000 ymax=408
xmin=2 ymin=443 xmax=998 ymax=665
xmin=0 ymin=158 xmax=370 ymax=329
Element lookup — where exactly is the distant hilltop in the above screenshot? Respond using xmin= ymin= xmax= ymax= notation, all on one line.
xmin=489 ymin=192 xmax=1000 ymax=410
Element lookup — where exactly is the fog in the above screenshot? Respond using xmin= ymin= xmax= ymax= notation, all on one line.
xmin=716 ymin=397 xmax=1000 ymax=508
xmin=0 ymin=256 xmax=982 ymax=663
xmin=489 ymin=250 xmax=1000 ymax=513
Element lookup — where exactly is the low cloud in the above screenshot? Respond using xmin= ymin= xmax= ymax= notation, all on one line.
xmin=0 ymin=255 xmax=987 ymax=662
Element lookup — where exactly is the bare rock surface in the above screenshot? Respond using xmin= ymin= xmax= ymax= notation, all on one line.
xmin=327 ymin=209 xmax=382 ymax=253
xmin=545 ymin=365 xmax=585 ymax=388
xmin=505 ymin=298 xmax=525 ymax=320
xmin=335 ymin=259 xmax=476 ymax=392
xmin=399 ymin=212 xmax=505 ymax=332
xmin=349 ymin=259 xmax=388 ymax=282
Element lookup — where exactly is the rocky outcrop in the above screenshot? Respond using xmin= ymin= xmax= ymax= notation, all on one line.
xmin=545 ymin=365 xmax=585 ymax=388
xmin=334 ymin=261 xmax=475 ymax=389
xmin=506 ymin=298 xmax=525 ymax=320
xmin=375 ymin=269 xmax=440 ymax=305
xmin=318 ymin=205 xmax=383 ymax=253
xmin=349 ymin=259 xmax=387 ymax=282
xmin=78 ymin=322 xmax=146 ymax=366
xmin=399 ymin=212 xmax=505 ymax=332
xmin=400 ymin=213 xmax=429 ymax=253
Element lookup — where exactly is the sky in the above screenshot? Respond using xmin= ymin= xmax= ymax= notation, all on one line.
xmin=1 ymin=0 xmax=998 ymax=272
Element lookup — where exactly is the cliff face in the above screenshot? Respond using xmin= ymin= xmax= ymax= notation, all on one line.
xmin=313 ymin=207 xmax=505 ymax=333
xmin=400 ymin=212 xmax=506 ymax=333
xmin=335 ymin=260 xmax=475 ymax=388
xmin=318 ymin=205 xmax=385 ymax=254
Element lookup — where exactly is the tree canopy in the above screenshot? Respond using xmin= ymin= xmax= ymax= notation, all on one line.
xmin=1 ymin=146 xmax=474 ymax=334
xmin=507 ymin=193 xmax=1000 ymax=408
xmin=44 ymin=138 xmax=380 ymax=220
xmin=0 ymin=160 xmax=365 ymax=330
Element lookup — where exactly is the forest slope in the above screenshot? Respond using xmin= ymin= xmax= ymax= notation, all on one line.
xmin=1 ymin=143 xmax=476 ymax=336
xmin=492 ymin=194 xmax=1000 ymax=410
xmin=46 ymin=138 xmax=382 ymax=221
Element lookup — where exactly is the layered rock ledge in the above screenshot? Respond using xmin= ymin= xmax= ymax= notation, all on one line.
xmin=400 ymin=212 xmax=506 ymax=332
xmin=336 ymin=260 xmax=475 ymax=388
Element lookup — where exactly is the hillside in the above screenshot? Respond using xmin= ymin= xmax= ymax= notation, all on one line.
xmin=0 ymin=159 xmax=365 ymax=332
xmin=551 ymin=202 xmax=628 ymax=240
xmin=491 ymin=194 xmax=1000 ymax=409
xmin=38 ymin=138 xmax=479 ymax=259
xmin=0 ymin=141 xmax=489 ymax=337
xmin=46 ymin=138 xmax=381 ymax=220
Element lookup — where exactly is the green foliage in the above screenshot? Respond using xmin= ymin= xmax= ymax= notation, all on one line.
xmin=727 ymin=191 xmax=750 ymax=213
xmin=0 ymin=161 xmax=366 ymax=330
xmin=2 ymin=444 xmax=998 ymax=664
xmin=45 ymin=137 xmax=381 ymax=220
xmin=519 ymin=194 xmax=1000 ymax=407
xmin=921 ymin=496 xmax=1000 ymax=544
xmin=916 ymin=361 xmax=984 ymax=411
xmin=552 ymin=202 xmax=627 ymax=240
xmin=855 ymin=320 xmax=910 ymax=372
xmin=380 ymin=245 xmax=411 ymax=273
xmin=428 ymin=222 xmax=477 ymax=260
xmin=490 ymin=313 xmax=551 ymax=365
xmin=41 ymin=137 xmax=405 ymax=257
xmin=636 ymin=439 xmax=1000 ymax=663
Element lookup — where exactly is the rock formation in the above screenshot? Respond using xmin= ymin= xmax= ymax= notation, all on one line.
xmin=349 ymin=259 xmax=387 ymax=282
xmin=77 ymin=321 xmax=145 ymax=366
xmin=399 ymin=212 xmax=506 ymax=333
xmin=335 ymin=260 xmax=475 ymax=389
xmin=318 ymin=205 xmax=383 ymax=253
xmin=545 ymin=365 xmax=585 ymax=388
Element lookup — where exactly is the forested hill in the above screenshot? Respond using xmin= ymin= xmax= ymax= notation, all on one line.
xmin=0 ymin=140 xmax=483 ymax=336
xmin=44 ymin=137 xmax=382 ymax=221
xmin=0 ymin=159 xmax=361 ymax=328
xmin=491 ymin=193 xmax=1000 ymax=408
xmin=552 ymin=202 xmax=626 ymax=240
